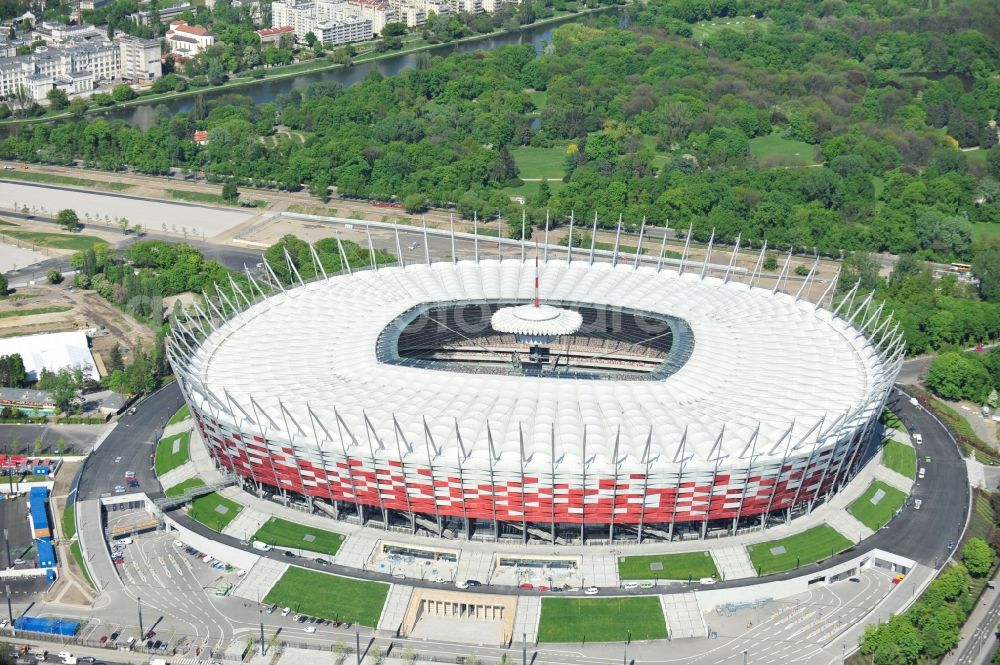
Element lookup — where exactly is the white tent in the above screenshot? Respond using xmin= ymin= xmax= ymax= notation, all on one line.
xmin=0 ymin=330 xmax=100 ymax=381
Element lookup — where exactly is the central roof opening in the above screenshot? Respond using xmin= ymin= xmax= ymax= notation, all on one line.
xmin=376 ymin=300 xmax=695 ymax=381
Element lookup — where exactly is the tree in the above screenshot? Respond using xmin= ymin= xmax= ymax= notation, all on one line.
xmin=304 ymin=31 xmax=317 ymax=47
xmin=974 ymin=247 xmax=1000 ymax=302
xmin=0 ymin=354 xmax=26 ymax=388
xmin=33 ymin=436 xmax=42 ymax=455
xmin=762 ymin=253 xmax=778 ymax=271
xmin=963 ymin=537 xmax=994 ymax=576
xmin=46 ymin=87 xmax=69 ymax=110
xmin=119 ymin=217 xmax=129 ymax=234
xmin=109 ymin=344 xmax=125 ymax=372
xmin=926 ymin=352 xmax=992 ymax=403
xmin=381 ymin=22 xmax=406 ymax=37
xmin=37 ymin=367 xmax=83 ymax=413
xmin=46 ymin=269 xmax=63 ymax=284
xmin=403 ymin=193 xmax=427 ymax=213
xmin=55 ymin=437 xmax=66 ymax=454
xmin=222 ymin=181 xmax=239 ymax=202
xmin=56 ymin=209 xmax=79 ymax=231
xmin=0 ymin=273 xmax=8 ymax=298
xmin=111 ymin=84 xmax=136 ymax=102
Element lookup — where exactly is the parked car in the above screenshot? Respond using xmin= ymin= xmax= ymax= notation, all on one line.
xmin=699 ymin=578 xmax=717 ymax=586
xmin=584 ymin=587 xmax=599 ymax=595
xmin=623 ymin=582 xmax=639 ymax=590
xmin=281 ymin=607 xmax=291 ymax=617
xmin=304 ymin=627 xmax=316 ymax=634
xmin=98 ymin=636 xmax=108 ymax=646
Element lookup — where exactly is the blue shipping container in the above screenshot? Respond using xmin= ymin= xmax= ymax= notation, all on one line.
xmin=35 ymin=537 xmax=55 ymax=568
xmin=29 ymin=499 xmax=49 ymax=532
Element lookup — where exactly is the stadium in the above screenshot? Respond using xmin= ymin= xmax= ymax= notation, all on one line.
xmin=168 ymin=237 xmax=904 ymax=543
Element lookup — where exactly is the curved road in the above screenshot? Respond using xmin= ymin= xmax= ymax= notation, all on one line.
xmin=80 ymin=383 xmax=970 ymax=600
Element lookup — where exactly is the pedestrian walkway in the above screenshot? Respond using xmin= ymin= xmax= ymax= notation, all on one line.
xmin=162 ymin=419 xmax=193 ymax=439
xmin=221 ymin=506 xmax=270 ymax=541
xmin=872 ymin=465 xmax=914 ymax=494
xmin=188 ymin=429 xmax=228 ymax=484
xmin=454 ymin=549 xmax=494 ymax=585
xmin=824 ymin=509 xmax=874 ymax=545
xmin=159 ymin=461 xmax=198 ymax=490
xmin=661 ymin=593 xmax=707 ymax=639
xmin=232 ymin=556 xmax=288 ymax=602
xmin=335 ymin=531 xmax=379 ymax=569
xmin=712 ymin=546 xmax=756 ymax=581
xmin=377 ymin=585 xmax=413 ymax=632
xmin=580 ymin=552 xmax=618 ymax=587
xmin=512 ymin=596 xmax=540 ymax=643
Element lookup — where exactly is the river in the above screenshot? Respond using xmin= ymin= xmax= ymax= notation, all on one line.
xmin=100 ymin=19 xmax=575 ymax=130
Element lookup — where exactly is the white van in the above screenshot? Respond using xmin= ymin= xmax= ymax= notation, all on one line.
xmin=115 ymin=538 xmax=133 ymax=546
xmin=252 ymin=541 xmax=271 ymax=552
xmin=918 ymin=467 xmax=926 ymax=479
xmin=912 ymin=433 xmax=922 ymax=445
xmin=149 ymin=659 xmax=169 ymax=665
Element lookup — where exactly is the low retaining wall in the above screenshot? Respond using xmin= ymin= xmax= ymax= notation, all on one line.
xmin=162 ymin=514 xmax=260 ymax=571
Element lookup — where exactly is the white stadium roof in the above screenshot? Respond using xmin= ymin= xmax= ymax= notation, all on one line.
xmin=181 ymin=260 xmax=898 ymax=475
xmin=0 ymin=330 xmax=99 ymax=381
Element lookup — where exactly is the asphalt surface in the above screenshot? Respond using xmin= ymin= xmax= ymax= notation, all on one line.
xmin=0 ymin=424 xmax=106 ymax=456
xmin=956 ymin=587 xmax=1000 ymax=665
xmin=76 ymin=384 xmax=184 ymax=502
xmin=95 ymin=384 xmax=967 ymax=599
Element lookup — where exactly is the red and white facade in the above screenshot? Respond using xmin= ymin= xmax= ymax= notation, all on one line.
xmin=169 ymin=244 xmax=903 ymax=542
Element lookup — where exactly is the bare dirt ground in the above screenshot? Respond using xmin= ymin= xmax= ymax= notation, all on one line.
xmin=0 ymin=283 xmax=156 ymax=368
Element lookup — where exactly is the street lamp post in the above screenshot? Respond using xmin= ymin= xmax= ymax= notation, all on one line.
xmin=523 ymin=631 xmax=526 ymax=665
xmin=137 ymin=596 xmax=144 ymax=641
xmin=623 ymin=629 xmax=631 ymax=665
xmin=5 ymin=583 xmax=14 ymax=635
xmin=355 ymin=628 xmax=361 ymax=665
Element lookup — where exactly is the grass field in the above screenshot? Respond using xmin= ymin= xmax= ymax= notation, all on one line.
xmin=749 ymin=135 xmax=819 ymax=167
xmin=503 ymin=179 xmax=566 ymax=199
xmin=1 ymin=231 xmax=105 ymax=251
xmin=165 ymin=477 xmax=206 ymax=498
xmin=966 ymin=148 xmax=987 ymax=168
xmin=70 ymin=540 xmax=94 ymax=589
xmin=527 ymin=89 xmax=547 ymax=108
xmin=882 ymin=440 xmax=916 ymax=479
xmin=0 ymin=305 xmax=72 ymax=319
xmin=973 ymin=223 xmax=1000 ymax=244
xmin=154 ymin=431 xmax=190 ymax=476
xmin=848 ymin=481 xmax=907 ymax=531
xmin=62 ymin=503 xmax=76 ymax=539
xmin=510 ymin=146 xmax=567 ymax=180
xmin=0 ymin=169 xmax=133 ymax=191
xmin=262 ymin=567 xmax=389 ymax=626
xmin=617 ymin=551 xmax=718 ymax=580
xmin=188 ymin=491 xmax=242 ymax=531
xmin=882 ymin=408 xmax=905 ymax=433
xmin=537 ymin=597 xmax=668 ymax=642
xmin=747 ymin=525 xmax=853 ymax=576
xmin=166 ymin=188 xmax=265 ymax=207
xmin=252 ymin=516 xmax=345 ymax=555
xmin=691 ymin=15 xmax=769 ymax=41
xmin=167 ymin=404 xmax=191 ymax=425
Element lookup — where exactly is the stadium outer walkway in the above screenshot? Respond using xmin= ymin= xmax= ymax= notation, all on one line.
xmin=172 ymin=422 xmax=914 ymax=590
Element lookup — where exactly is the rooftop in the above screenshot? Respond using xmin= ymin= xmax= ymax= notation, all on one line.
xmin=177 ymin=260 xmax=898 ymax=475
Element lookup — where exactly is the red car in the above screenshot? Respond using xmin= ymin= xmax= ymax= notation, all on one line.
xmin=537 ymin=585 xmax=550 ymax=593
xmin=99 ymin=636 xmax=108 ymax=646
xmin=519 ymin=583 xmax=533 ymax=590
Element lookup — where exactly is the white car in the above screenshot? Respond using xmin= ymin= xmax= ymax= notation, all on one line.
xmin=281 ymin=607 xmax=291 ymax=617
xmin=174 ymin=540 xmax=184 ymax=547
xmin=57 ymin=653 xmax=72 ymax=661
xmin=115 ymin=538 xmax=133 ymax=546
xmin=114 ymin=485 xmax=126 ymax=493
xmin=304 ymin=626 xmax=316 ymax=633
xmin=699 ymin=578 xmax=717 ymax=586
xmin=622 ymin=582 xmax=639 ymax=590
xmin=455 ymin=581 xmax=470 ymax=589
xmin=912 ymin=432 xmax=922 ymax=445
xmin=584 ymin=586 xmax=599 ymax=595
xmin=0 ymin=618 xmax=8 ymax=628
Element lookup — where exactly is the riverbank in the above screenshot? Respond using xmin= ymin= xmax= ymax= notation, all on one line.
xmin=0 ymin=4 xmax=621 ymax=129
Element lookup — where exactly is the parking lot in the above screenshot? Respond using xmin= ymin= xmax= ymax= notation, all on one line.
xmin=0 ymin=495 xmax=37 ymax=569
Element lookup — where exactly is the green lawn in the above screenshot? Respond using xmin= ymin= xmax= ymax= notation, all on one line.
xmin=848 ymin=481 xmax=907 ymax=531
xmin=70 ymin=540 xmax=94 ymax=590
xmin=166 ymin=188 xmax=265 ymax=207
xmin=262 ymin=566 xmax=389 ymax=626
xmin=0 ymin=231 xmax=105 ymax=251
xmin=154 ymin=431 xmax=190 ymax=476
xmin=0 ymin=169 xmax=132 ymax=191
xmin=252 ymin=516 xmax=345 ymax=556
xmin=61 ymin=503 xmax=76 ymax=540
xmin=0 ymin=305 xmax=72 ymax=319
xmin=527 ymin=89 xmax=547 ymax=108
xmin=188 ymin=491 xmax=242 ymax=531
xmin=503 ymin=178 xmax=566 ymax=199
xmin=510 ymin=146 xmax=567 ymax=180
xmin=167 ymin=404 xmax=191 ymax=425
xmin=973 ymin=223 xmax=1000 ymax=244
xmin=749 ymin=135 xmax=819 ymax=167
xmin=966 ymin=148 xmax=986 ymax=168
xmin=691 ymin=15 xmax=770 ymax=41
xmin=882 ymin=440 xmax=916 ymax=479
xmin=882 ymin=408 xmax=905 ymax=433
xmin=747 ymin=525 xmax=853 ymax=576
xmin=618 ymin=551 xmax=718 ymax=580
xmin=538 ymin=597 xmax=668 ymax=643
xmin=165 ymin=477 xmax=206 ymax=498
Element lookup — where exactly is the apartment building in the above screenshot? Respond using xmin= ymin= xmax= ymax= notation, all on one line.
xmin=117 ymin=35 xmax=162 ymax=81
xmin=272 ymin=0 xmax=374 ymax=44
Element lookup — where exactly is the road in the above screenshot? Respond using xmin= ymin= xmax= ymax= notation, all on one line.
xmin=954 ymin=583 xmax=1000 ymax=665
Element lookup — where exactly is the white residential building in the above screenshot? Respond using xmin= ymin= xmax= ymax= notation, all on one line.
xmin=347 ymin=0 xmax=393 ymax=34
xmin=117 ymin=35 xmax=161 ymax=81
xmin=165 ymin=20 xmax=216 ymax=56
xmin=388 ymin=0 xmax=448 ymax=25
xmin=0 ymin=39 xmax=120 ymax=101
xmin=451 ymin=0 xmax=482 ymax=13
xmin=272 ymin=0 xmax=374 ymax=44
xmin=32 ymin=21 xmax=104 ymax=45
